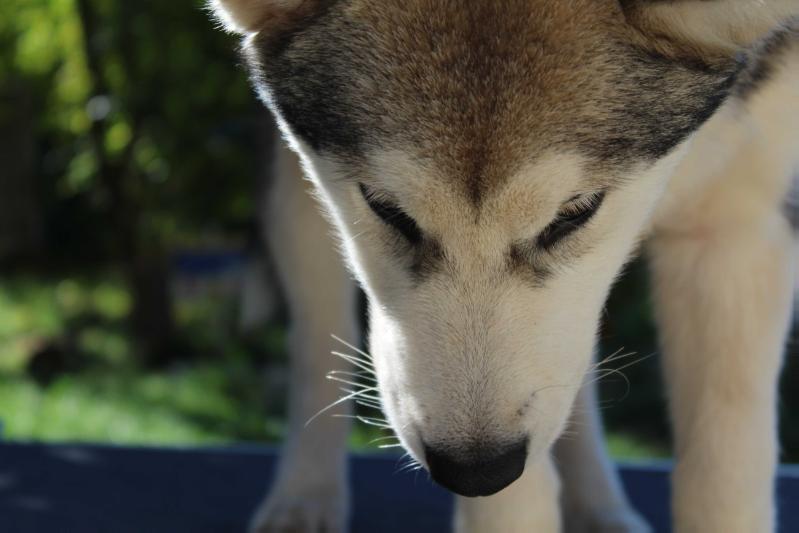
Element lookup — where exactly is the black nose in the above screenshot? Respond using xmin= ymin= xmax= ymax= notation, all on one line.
xmin=425 ymin=438 xmax=528 ymax=497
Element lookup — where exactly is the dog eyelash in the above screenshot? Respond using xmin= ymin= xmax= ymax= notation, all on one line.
xmin=359 ymin=183 xmax=423 ymax=245
xmin=536 ymin=191 xmax=606 ymax=250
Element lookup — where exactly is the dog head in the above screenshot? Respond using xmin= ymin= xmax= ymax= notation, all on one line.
xmin=211 ymin=0 xmax=793 ymax=496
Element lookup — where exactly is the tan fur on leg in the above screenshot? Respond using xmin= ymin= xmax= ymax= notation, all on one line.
xmin=649 ymin=52 xmax=798 ymax=530
xmin=454 ymin=456 xmax=562 ymax=533
xmin=650 ymin=212 xmax=793 ymax=533
xmin=556 ymin=380 xmax=651 ymax=533
xmin=250 ymin=138 xmax=358 ymax=533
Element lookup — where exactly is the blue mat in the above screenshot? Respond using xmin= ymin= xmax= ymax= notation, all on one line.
xmin=0 ymin=443 xmax=797 ymax=532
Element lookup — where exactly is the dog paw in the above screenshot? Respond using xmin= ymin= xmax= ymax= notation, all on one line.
xmin=248 ymin=484 xmax=349 ymax=533
xmin=564 ymin=508 xmax=652 ymax=533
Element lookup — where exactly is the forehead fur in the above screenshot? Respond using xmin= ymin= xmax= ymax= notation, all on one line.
xmin=245 ymin=0 xmax=739 ymax=202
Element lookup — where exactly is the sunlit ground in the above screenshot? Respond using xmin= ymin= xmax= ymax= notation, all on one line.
xmin=0 ymin=274 xmax=667 ymax=459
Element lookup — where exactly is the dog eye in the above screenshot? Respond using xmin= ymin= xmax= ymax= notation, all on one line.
xmin=359 ymin=184 xmax=423 ymax=245
xmin=536 ymin=191 xmax=606 ymax=250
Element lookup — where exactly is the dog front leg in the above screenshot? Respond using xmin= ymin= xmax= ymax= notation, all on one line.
xmin=556 ymin=380 xmax=651 ymax=533
xmin=649 ymin=213 xmax=794 ymax=533
xmin=250 ymin=140 xmax=359 ymax=533
xmin=454 ymin=455 xmax=561 ymax=533
xmin=647 ymin=42 xmax=799 ymax=532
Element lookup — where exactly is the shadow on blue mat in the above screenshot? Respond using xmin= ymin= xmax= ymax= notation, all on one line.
xmin=1 ymin=443 xmax=798 ymax=532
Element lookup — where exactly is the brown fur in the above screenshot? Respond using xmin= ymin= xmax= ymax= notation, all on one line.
xmin=242 ymin=0 xmax=740 ymax=206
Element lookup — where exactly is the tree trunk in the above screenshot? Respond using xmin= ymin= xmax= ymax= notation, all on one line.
xmin=75 ymin=0 xmax=178 ymax=366
xmin=130 ymin=252 xmax=177 ymax=366
xmin=0 ymin=80 xmax=43 ymax=262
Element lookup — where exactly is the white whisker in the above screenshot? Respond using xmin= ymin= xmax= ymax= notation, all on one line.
xmin=338 ymin=387 xmax=382 ymax=402
xmin=327 ymin=374 xmax=374 ymax=390
xmin=356 ymin=399 xmax=384 ymax=410
xmin=327 ymin=369 xmax=377 ymax=382
xmin=332 ymin=351 xmax=374 ymax=374
xmin=331 ymin=413 xmax=391 ymax=428
xmin=330 ymin=350 xmax=374 ymax=368
xmin=306 ymin=387 xmax=378 ymax=427
xmin=369 ymin=435 xmax=400 ymax=445
xmin=331 ymin=334 xmax=373 ymax=360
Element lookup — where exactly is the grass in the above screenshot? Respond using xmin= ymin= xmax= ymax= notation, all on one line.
xmin=607 ymin=432 xmax=668 ymax=460
xmin=0 ymin=272 xmax=666 ymax=460
xmin=0 ymin=365 xmax=283 ymax=445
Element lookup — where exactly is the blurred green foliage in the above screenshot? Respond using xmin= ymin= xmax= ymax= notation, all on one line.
xmin=0 ymin=0 xmax=259 ymax=264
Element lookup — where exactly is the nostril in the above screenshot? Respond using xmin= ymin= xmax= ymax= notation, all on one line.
xmin=424 ymin=437 xmax=528 ymax=497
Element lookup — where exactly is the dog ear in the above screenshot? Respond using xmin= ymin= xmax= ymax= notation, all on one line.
xmin=622 ymin=0 xmax=797 ymax=58
xmin=209 ymin=0 xmax=323 ymax=35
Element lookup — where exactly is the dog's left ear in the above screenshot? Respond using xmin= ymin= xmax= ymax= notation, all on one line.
xmin=209 ymin=0 xmax=325 ymax=35
xmin=622 ymin=0 xmax=797 ymax=58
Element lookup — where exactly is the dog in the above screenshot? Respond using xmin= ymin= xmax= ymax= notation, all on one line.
xmin=209 ymin=1 xmax=799 ymax=532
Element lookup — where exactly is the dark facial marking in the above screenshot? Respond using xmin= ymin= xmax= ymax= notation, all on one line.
xmin=784 ymin=175 xmax=799 ymax=234
xmin=246 ymin=9 xmax=370 ymax=154
xmin=536 ymin=191 xmax=606 ymax=251
xmin=735 ymin=22 xmax=798 ymax=100
xmin=359 ymin=183 xmax=445 ymax=282
xmin=410 ymin=239 xmax=446 ymax=284
xmin=507 ymin=191 xmax=607 ymax=286
xmin=360 ymin=183 xmax=423 ymax=245
xmin=584 ymin=46 xmax=742 ymax=163
xmin=508 ymin=245 xmax=552 ymax=287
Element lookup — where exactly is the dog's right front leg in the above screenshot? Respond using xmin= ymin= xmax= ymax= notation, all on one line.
xmin=249 ymin=140 xmax=359 ymax=533
xmin=454 ymin=455 xmax=562 ymax=533
xmin=556 ymin=380 xmax=651 ymax=533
